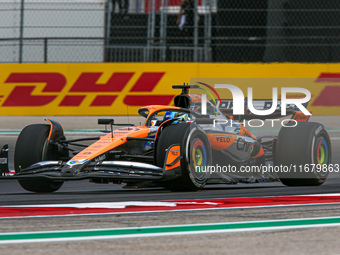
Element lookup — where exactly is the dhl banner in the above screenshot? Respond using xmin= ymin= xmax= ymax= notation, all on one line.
xmin=0 ymin=63 xmax=339 ymax=115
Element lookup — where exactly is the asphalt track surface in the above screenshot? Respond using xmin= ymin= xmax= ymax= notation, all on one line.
xmin=1 ymin=116 xmax=340 ymax=255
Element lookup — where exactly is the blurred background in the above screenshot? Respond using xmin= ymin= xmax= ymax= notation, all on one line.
xmin=1 ymin=0 xmax=339 ymax=64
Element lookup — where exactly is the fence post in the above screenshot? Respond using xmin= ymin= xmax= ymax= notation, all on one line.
xmin=160 ymin=0 xmax=168 ymax=62
xmin=193 ymin=0 xmax=199 ymax=62
xmin=43 ymin=38 xmax=48 ymax=63
xmin=19 ymin=0 xmax=25 ymax=63
xmin=204 ymin=0 xmax=212 ymax=62
xmin=105 ymin=0 xmax=112 ymax=62
xmin=146 ymin=0 xmax=156 ymax=62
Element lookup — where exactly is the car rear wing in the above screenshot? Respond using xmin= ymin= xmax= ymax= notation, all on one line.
xmin=0 ymin=144 xmax=9 ymax=176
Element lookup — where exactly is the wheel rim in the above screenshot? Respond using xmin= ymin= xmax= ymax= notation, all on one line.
xmin=190 ymin=138 xmax=209 ymax=183
xmin=316 ymin=137 xmax=329 ymax=165
xmin=314 ymin=136 xmax=329 ymax=178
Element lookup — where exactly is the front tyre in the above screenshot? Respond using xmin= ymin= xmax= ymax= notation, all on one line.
xmin=14 ymin=124 xmax=64 ymax=193
xmin=156 ymin=123 xmax=211 ymax=191
xmin=275 ymin=122 xmax=331 ymax=186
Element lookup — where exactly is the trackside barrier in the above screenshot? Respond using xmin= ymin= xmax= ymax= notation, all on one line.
xmin=0 ymin=63 xmax=339 ymax=115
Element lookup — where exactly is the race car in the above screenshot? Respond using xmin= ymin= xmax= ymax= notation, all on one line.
xmin=0 ymin=85 xmax=332 ymax=192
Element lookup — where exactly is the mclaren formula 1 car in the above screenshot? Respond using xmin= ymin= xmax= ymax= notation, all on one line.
xmin=0 ymin=85 xmax=332 ymax=192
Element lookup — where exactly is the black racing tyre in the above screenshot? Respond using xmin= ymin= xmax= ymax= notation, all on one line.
xmin=156 ymin=123 xmax=211 ymax=191
xmin=275 ymin=122 xmax=331 ymax=186
xmin=14 ymin=124 xmax=64 ymax=193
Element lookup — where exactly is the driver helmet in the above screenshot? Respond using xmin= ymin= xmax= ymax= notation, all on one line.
xmin=163 ymin=111 xmax=176 ymax=121
xmin=176 ymin=113 xmax=189 ymax=122
xmin=163 ymin=111 xmax=188 ymax=122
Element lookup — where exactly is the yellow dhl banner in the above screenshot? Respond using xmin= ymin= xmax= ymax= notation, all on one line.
xmin=0 ymin=63 xmax=339 ymax=115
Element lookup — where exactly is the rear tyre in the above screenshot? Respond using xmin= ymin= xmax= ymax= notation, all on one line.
xmin=14 ymin=124 xmax=64 ymax=193
xmin=156 ymin=123 xmax=211 ymax=191
xmin=275 ymin=122 xmax=331 ymax=186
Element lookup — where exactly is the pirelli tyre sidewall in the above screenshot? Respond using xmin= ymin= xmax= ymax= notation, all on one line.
xmin=14 ymin=124 xmax=64 ymax=193
xmin=275 ymin=122 xmax=331 ymax=186
xmin=156 ymin=123 xmax=211 ymax=191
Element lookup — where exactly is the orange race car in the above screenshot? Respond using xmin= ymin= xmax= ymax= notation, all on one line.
xmin=0 ymin=85 xmax=332 ymax=192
